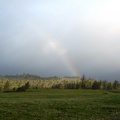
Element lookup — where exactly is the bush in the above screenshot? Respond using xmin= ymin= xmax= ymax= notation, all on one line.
xmin=52 ymin=84 xmax=62 ymax=89
xmin=92 ymin=81 xmax=101 ymax=90
xmin=17 ymin=86 xmax=26 ymax=92
xmin=17 ymin=82 xmax=30 ymax=92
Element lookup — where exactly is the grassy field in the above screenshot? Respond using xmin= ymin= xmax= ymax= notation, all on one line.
xmin=0 ymin=89 xmax=120 ymax=120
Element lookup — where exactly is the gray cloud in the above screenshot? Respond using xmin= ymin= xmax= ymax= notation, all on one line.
xmin=0 ymin=0 xmax=120 ymax=80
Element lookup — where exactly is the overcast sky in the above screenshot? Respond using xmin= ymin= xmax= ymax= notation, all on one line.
xmin=0 ymin=0 xmax=120 ymax=80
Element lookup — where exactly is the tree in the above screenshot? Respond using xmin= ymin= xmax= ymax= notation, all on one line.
xmin=107 ymin=82 xmax=112 ymax=90
xmin=3 ymin=81 xmax=10 ymax=92
xmin=102 ymin=80 xmax=107 ymax=90
xmin=24 ymin=82 xmax=30 ymax=89
xmin=92 ymin=81 xmax=101 ymax=90
xmin=85 ymin=80 xmax=92 ymax=89
xmin=17 ymin=82 xmax=30 ymax=92
xmin=113 ymin=80 xmax=119 ymax=89
xmin=81 ymin=74 xmax=86 ymax=89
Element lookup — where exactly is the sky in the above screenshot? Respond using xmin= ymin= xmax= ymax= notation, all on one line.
xmin=0 ymin=0 xmax=120 ymax=80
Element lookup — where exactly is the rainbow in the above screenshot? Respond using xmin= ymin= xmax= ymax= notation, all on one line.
xmin=62 ymin=54 xmax=80 ymax=77
xmin=46 ymin=34 xmax=79 ymax=77
xmin=23 ymin=16 xmax=80 ymax=77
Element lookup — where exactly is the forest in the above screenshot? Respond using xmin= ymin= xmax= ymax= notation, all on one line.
xmin=0 ymin=73 xmax=119 ymax=92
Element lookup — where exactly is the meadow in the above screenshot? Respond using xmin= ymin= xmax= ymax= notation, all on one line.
xmin=0 ymin=89 xmax=120 ymax=120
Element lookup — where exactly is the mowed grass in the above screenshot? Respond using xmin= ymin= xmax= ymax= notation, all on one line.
xmin=0 ymin=89 xmax=120 ymax=120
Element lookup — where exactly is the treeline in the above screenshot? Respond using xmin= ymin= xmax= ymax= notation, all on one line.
xmin=0 ymin=74 xmax=80 ymax=80
xmin=52 ymin=75 xmax=120 ymax=90
xmin=0 ymin=74 xmax=120 ymax=92
xmin=3 ymin=81 xmax=30 ymax=92
xmin=52 ymin=80 xmax=120 ymax=90
xmin=3 ymin=73 xmax=43 ymax=80
xmin=0 ymin=74 xmax=62 ymax=80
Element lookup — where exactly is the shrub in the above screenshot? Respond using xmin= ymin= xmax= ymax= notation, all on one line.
xmin=17 ymin=82 xmax=30 ymax=92
xmin=52 ymin=83 xmax=62 ymax=89
xmin=92 ymin=81 xmax=101 ymax=90
xmin=17 ymin=86 xmax=26 ymax=92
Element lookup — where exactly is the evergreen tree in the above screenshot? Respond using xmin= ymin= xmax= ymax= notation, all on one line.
xmin=113 ymin=80 xmax=119 ymax=89
xmin=24 ymin=82 xmax=30 ymax=89
xmin=92 ymin=81 xmax=101 ymax=89
xmin=3 ymin=81 xmax=10 ymax=92
xmin=81 ymin=74 xmax=86 ymax=89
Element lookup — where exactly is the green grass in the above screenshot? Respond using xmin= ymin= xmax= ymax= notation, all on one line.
xmin=0 ymin=89 xmax=120 ymax=120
